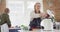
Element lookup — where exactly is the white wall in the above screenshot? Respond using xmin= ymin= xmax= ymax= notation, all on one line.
xmin=6 ymin=0 xmax=43 ymax=26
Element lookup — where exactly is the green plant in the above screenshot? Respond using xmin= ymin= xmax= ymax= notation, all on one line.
xmin=20 ymin=25 xmax=28 ymax=30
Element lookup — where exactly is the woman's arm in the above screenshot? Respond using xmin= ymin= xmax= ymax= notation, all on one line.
xmin=6 ymin=15 xmax=11 ymax=28
xmin=40 ymin=13 xmax=46 ymax=18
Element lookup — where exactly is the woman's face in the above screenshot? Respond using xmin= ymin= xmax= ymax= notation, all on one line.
xmin=35 ymin=3 xmax=40 ymax=11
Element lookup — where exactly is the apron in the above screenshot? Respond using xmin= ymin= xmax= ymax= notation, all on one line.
xmin=1 ymin=23 xmax=9 ymax=32
xmin=29 ymin=18 xmax=41 ymax=28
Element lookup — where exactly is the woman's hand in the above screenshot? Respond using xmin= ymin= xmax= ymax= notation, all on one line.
xmin=41 ymin=13 xmax=48 ymax=18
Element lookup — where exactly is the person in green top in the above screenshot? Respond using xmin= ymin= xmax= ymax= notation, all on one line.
xmin=0 ymin=8 xmax=11 ymax=32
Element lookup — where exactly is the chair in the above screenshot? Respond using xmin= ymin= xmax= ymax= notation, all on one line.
xmin=41 ymin=19 xmax=53 ymax=30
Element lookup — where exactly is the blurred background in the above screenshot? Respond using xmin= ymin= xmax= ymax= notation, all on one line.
xmin=0 ymin=0 xmax=60 ymax=32
xmin=0 ymin=0 xmax=43 ymax=26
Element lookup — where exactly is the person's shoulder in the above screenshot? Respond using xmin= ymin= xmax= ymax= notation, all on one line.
xmin=2 ymin=13 xmax=6 ymax=16
xmin=1 ymin=13 xmax=4 ymax=16
xmin=1 ymin=13 xmax=8 ymax=16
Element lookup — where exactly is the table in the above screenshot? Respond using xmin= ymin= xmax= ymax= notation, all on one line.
xmin=18 ymin=29 xmax=60 ymax=32
xmin=9 ymin=28 xmax=60 ymax=32
xmin=9 ymin=28 xmax=21 ymax=32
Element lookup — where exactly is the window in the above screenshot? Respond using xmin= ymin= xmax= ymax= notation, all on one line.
xmin=6 ymin=0 xmax=43 ymax=26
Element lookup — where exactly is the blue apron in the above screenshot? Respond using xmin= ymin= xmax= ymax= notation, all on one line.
xmin=29 ymin=17 xmax=41 ymax=28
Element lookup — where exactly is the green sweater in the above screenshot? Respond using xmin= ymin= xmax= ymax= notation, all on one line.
xmin=0 ymin=13 xmax=11 ymax=32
